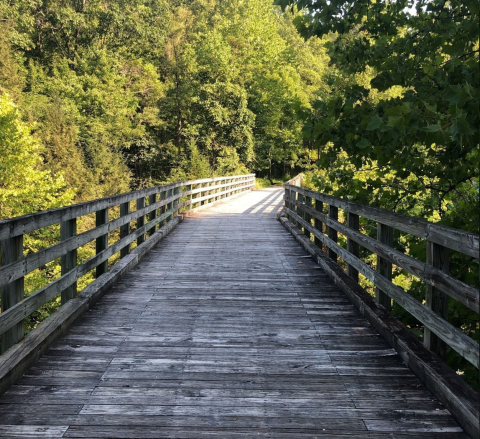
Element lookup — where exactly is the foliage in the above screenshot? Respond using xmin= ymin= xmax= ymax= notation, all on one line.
xmin=0 ymin=93 xmax=74 ymax=219
xmin=278 ymin=0 xmax=479 ymax=388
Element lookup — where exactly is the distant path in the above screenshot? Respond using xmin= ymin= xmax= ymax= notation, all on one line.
xmin=0 ymin=188 xmax=467 ymax=438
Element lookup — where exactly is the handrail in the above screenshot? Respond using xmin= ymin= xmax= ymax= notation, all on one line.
xmin=0 ymin=174 xmax=255 ymax=353
xmin=287 ymin=186 xmax=478 ymax=258
xmin=284 ymin=184 xmax=479 ymax=369
xmin=284 ymin=173 xmax=303 ymax=187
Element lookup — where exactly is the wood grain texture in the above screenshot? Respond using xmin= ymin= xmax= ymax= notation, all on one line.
xmin=0 ymin=175 xmax=254 ymax=241
xmin=376 ymin=223 xmax=393 ymax=312
xmin=285 ymin=206 xmax=479 ymax=368
xmin=424 ymin=242 xmax=449 ymax=357
xmin=0 ymin=188 xmax=469 ymax=438
xmin=286 ymin=185 xmax=479 ymax=259
xmin=0 ymin=235 xmax=24 ymax=354
xmin=290 ymin=199 xmax=478 ymax=312
xmin=60 ymin=218 xmax=77 ymax=305
xmin=280 ymin=214 xmax=478 ymax=439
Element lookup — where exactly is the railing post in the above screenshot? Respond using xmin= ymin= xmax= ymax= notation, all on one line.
xmin=191 ymin=184 xmax=197 ymax=208
xmin=424 ymin=241 xmax=449 ymax=357
xmin=173 ymin=186 xmax=180 ymax=216
xmin=207 ymin=181 xmax=212 ymax=203
xmin=314 ymin=199 xmax=323 ymax=247
xmin=198 ymin=183 xmax=204 ymax=206
xmin=347 ymin=212 xmax=359 ymax=283
xmin=60 ymin=218 xmax=77 ymax=304
xmin=95 ymin=209 xmax=108 ymax=278
xmin=160 ymin=190 xmax=167 ymax=225
xmin=327 ymin=205 xmax=338 ymax=261
xmin=284 ymin=187 xmax=290 ymax=220
xmin=292 ymin=189 xmax=298 ymax=226
xmin=167 ymin=187 xmax=173 ymax=219
xmin=137 ymin=197 xmax=145 ymax=246
xmin=304 ymin=195 xmax=311 ymax=239
xmin=297 ymin=192 xmax=304 ymax=232
xmin=0 ymin=235 xmax=24 ymax=353
xmin=376 ymin=222 xmax=393 ymax=312
xmin=120 ymin=202 xmax=130 ymax=258
xmin=148 ymin=193 xmax=157 ymax=236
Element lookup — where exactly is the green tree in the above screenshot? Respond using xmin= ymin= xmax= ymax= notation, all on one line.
xmin=0 ymin=93 xmax=74 ymax=219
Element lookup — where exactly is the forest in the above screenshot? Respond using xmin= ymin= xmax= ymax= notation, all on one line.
xmin=0 ymin=0 xmax=478 ymax=387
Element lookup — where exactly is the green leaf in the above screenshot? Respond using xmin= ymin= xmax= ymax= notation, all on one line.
xmin=357 ymin=138 xmax=371 ymax=149
xmin=421 ymin=125 xmax=440 ymax=133
xmin=445 ymin=85 xmax=466 ymax=105
xmin=422 ymin=101 xmax=437 ymax=113
xmin=387 ymin=115 xmax=403 ymax=127
xmin=366 ymin=115 xmax=383 ymax=131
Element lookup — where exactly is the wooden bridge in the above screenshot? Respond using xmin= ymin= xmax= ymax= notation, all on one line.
xmin=0 ymin=175 xmax=478 ymax=438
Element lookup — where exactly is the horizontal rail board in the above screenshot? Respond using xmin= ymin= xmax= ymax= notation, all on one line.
xmin=292 ymin=200 xmax=479 ymax=312
xmin=0 ymin=207 xmax=176 ymax=334
xmin=0 ymin=175 xmax=255 ymax=240
xmin=0 ymin=179 xmax=255 ymax=288
xmin=286 ymin=185 xmax=479 ymax=259
xmin=189 ymin=184 xmax=254 ymax=205
xmin=189 ymin=179 xmax=255 ymax=196
xmin=0 ymin=194 xmax=181 ymax=289
xmin=0 ymin=174 xmax=255 ymax=340
xmin=279 ymin=213 xmax=479 ymax=439
xmin=285 ymin=207 xmax=479 ymax=368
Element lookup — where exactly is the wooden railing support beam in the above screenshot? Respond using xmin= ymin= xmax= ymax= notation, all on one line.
xmin=347 ymin=212 xmax=359 ymax=283
xmin=314 ymin=199 xmax=323 ymax=248
xmin=424 ymin=241 xmax=449 ymax=358
xmin=0 ymin=235 xmax=24 ymax=353
xmin=376 ymin=222 xmax=393 ymax=312
xmin=148 ymin=194 xmax=157 ymax=236
xmin=328 ymin=206 xmax=338 ymax=262
xmin=120 ymin=202 xmax=131 ymax=258
xmin=95 ymin=209 xmax=108 ymax=277
xmin=137 ymin=197 xmax=145 ymax=246
xmin=304 ymin=196 xmax=312 ymax=240
xmin=61 ymin=218 xmax=77 ymax=304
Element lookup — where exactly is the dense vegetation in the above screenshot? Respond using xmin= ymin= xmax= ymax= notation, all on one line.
xmin=0 ymin=0 xmax=328 ymax=209
xmin=277 ymin=0 xmax=479 ymax=388
xmin=0 ymin=0 xmax=478 ymax=386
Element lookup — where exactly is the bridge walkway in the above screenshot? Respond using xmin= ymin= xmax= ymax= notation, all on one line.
xmin=0 ymin=188 xmax=467 ymax=438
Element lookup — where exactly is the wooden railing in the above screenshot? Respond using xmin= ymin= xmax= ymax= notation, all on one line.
xmin=282 ymin=182 xmax=479 ymax=437
xmin=0 ymin=174 xmax=255 ymax=354
xmin=285 ymin=173 xmax=303 ymax=187
xmin=284 ymin=184 xmax=479 ymax=367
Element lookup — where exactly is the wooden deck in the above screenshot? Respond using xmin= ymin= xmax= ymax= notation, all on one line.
xmin=0 ymin=188 xmax=468 ymax=438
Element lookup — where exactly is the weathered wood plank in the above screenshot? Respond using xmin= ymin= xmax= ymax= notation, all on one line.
xmin=0 ymin=235 xmax=24 ymax=353
xmin=60 ymin=218 xmax=77 ymax=304
xmin=0 ymin=188 xmax=471 ymax=439
xmin=0 ymin=208 xmax=177 ymax=335
xmin=280 ymin=213 xmax=478 ymax=438
xmin=376 ymin=223 xmax=393 ymax=312
xmin=0 ymin=175 xmax=255 ymax=241
xmin=285 ymin=207 xmax=479 ymax=368
xmin=290 ymin=200 xmax=478 ymax=311
xmin=424 ymin=241 xmax=449 ymax=357
xmin=287 ymin=185 xmax=479 ymax=258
